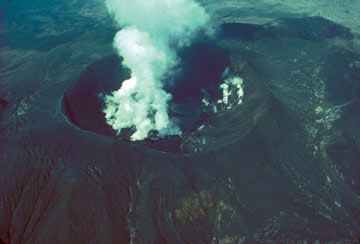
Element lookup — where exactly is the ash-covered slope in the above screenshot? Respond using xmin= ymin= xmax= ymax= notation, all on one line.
xmin=1 ymin=16 xmax=360 ymax=243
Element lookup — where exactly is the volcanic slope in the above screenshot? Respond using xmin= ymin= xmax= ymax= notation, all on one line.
xmin=1 ymin=17 xmax=360 ymax=243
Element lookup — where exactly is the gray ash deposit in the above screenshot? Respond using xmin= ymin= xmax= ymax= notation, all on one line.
xmin=1 ymin=13 xmax=360 ymax=243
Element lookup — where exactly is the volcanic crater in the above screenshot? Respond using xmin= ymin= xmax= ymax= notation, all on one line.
xmin=62 ymin=35 xmax=273 ymax=154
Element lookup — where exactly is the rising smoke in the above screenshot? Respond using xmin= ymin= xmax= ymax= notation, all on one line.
xmin=103 ymin=0 xmax=210 ymax=141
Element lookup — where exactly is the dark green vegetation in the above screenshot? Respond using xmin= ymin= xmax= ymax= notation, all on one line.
xmin=1 ymin=1 xmax=360 ymax=243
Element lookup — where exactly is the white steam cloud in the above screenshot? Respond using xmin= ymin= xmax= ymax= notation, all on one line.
xmin=103 ymin=0 xmax=210 ymax=141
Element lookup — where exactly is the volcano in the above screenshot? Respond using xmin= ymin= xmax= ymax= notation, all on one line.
xmin=1 ymin=14 xmax=360 ymax=243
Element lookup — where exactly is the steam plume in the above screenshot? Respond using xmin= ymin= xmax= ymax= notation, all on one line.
xmin=103 ymin=0 xmax=210 ymax=141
